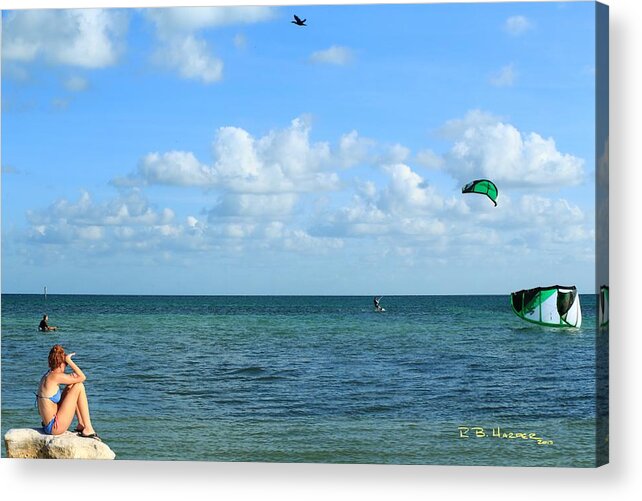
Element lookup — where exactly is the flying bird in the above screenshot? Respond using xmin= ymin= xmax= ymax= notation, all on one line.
xmin=291 ymin=15 xmax=307 ymax=26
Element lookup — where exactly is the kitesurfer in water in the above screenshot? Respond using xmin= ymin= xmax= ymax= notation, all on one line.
xmin=39 ymin=314 xmax=58 ymax=332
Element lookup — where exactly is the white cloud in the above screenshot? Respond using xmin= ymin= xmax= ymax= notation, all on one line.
xmin=210 ymin=193 xmax=299 ymax=218
xmin=337 ymin=130 xmax=374 ymax=168
xmin=379 ymin=163 xmax=444 ymax=215
xmin=222 ymin=222 xmax=256 ymax=239
xmin=23 ymin=185 xmax=347 ymax=260
xmin=380 ymin=144 xmax=411 ymax=164
xmin=17 ymin=104 xmax=593 ymax=277
xmin=2 ymin=9 xmax=127 ymax=68
xmin=145 ymin=7 xmax=274 ymax=84
xmin=516 ymin=195 xmax=584 ymax=227
xmin=449 ymin=191 xmax=591 ymax=247
xmin=137 ymin=151 xmax=215 ymax=186
xmin=415 ymin=149 xmax=444 ymax=170
xmin=153 ymin=34 xmax=223 ymax=84
xmin=490 ymin=63 xmax=517 ymax=87
xmin=504 ymin=15 xmax=532 ymax=36
xmin=283 ymin=230 xmax=344 ymax=253
xmin=77 ymin=225 xmax=105 ymax=241
xmin=438 ymin=110 xmax=584 ymax=187
xmin=264 ymin=221 xmax=285 ymax=240
xmin=23 ymin=189 xmax=196 ymax=256
xmin=27 ymin=189 xmax=174 ymax=229
xmin=314 ymin=162 xmax=447 ymax=239
xmin=210 ymin=118 xmax=339 ymax=193
xmin=310 ymin=46 xmax=354 ymax=66
xmin=440 ymin=109 xmax=499 ymax=137
xmin=144 ymin=7 xmax=275 ymax=37
xmin=123 ymin=117 xmax=372 ymax=194
xmin=310 ymin=149 xmax=592 ymax=267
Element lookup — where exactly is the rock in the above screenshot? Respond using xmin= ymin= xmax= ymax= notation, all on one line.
xmin=4 ymin=428 xmax=115 ymax=459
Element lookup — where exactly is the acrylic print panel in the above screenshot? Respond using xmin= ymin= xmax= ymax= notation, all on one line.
xmin=1 ymin=1 xmax=608 ymax=466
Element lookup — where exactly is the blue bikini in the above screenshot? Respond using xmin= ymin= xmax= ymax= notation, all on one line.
xmin=35 ymin=372 xmax=62 ymax=435
xmin=40 ymin=388 xmax=62 ymax=404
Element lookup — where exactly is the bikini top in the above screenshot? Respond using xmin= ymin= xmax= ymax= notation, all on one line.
xmin=36 ymin=388 xmax=62 ymax=403
xmin=34 ymin=371 xmax=62 ymax=404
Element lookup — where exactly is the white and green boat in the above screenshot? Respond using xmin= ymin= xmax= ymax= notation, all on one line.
xmin=510 ymin=285 xmax=582 ymax=328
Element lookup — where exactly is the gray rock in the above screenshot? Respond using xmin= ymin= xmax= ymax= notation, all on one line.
xmin=4 ymin=428 xmax=115 ymax=459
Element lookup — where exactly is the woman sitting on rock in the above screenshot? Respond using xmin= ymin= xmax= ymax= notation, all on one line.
xmin=35 ymin=344 xmax=100 ymax=440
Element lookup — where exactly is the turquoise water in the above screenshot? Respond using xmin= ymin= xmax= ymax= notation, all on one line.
xmin=2 ymin=294 xmax=600 ymax=465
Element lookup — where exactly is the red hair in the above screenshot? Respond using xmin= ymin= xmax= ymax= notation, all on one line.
xmin=48 ymin=344 xmax=66 ymax=370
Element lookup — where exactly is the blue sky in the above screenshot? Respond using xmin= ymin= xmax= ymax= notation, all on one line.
xmin=1 ymin=2 xmax=599 ymax=295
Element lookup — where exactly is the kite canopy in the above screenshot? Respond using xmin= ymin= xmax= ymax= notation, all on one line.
xmin=510 ymin=285 xmax=582 ymax=328
xmin=462 ymin=179 xmax=498 ymax=206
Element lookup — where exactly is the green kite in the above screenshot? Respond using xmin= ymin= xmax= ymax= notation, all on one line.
xmin=461 ymin=179 xmax=498 ymax=206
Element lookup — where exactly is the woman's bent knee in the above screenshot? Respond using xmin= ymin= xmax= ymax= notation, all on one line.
xmin=67 ymin=381 xmax=85 ymax=392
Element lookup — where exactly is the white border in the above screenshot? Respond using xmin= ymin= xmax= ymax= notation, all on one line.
xmin=1 ymin=1 xmax=640 ymax=500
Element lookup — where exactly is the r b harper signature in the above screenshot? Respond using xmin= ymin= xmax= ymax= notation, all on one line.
xmin=458 ymin=426 xmax=554 ymax=445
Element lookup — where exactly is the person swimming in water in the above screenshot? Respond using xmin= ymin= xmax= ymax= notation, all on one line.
xmin=38 ymin=314 xmax=57 ymax=332
xmin=35 ymin=344 xmax=100 ymax=440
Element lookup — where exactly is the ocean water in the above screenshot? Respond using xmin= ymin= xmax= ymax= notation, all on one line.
xmin=1 ymin=294 xmax=600 ymax=466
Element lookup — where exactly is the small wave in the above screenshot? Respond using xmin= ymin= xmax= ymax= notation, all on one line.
xmin=362 ymin=405 xmax=395 ymax=413
xmin=256 ymin=375 xmax=284 ymax=381
xmin=228 ymin=366 xmax=266 ymax=375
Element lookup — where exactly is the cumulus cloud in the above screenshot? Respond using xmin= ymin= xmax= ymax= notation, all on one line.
xmin=144 ymin=6 xmax=275 ymax=37
xmin=145 ymin=7 xmax=274 ymax=84
xmin=310 ymin=150 xmax=592 ymax=268
xmin=119 ymin=117 xmax=373 ymax=196
xmin=210 ymin=117 xmax=338 ymax=193
xmin=152 ymin=34 xmax=223 ymax=84
xmin=415 ymin=149 xmax=444 ymax=170
xmin=136 ymin=151 xmax=214 ymax=186
xmin=283 ymin=229 xmax=344 ymax=253
xmin=515 ymin=195 xmax=584 ymax=227
xmin=378 ymin=163 xmax=444 ymax=215
xmin=2 ymin=9 xmax=127 ymax=68
xmin=504 ymin=15 xmax=532 ymax=36
xmin=337 ymin=130 xmax=375 ymax=168
xmin=438 ymin=110 xmax=585 ymax=187
xmin=209 ymin=193 xmax=299 ymax=218
xmin=314 ymin=162 xmax=447 ymax=239
xmin=27 ymin=189 xmax=174 ymax=229
xmin=23 ymin=185 xmax=346 ymax=260
xmin=380 ymin=144 xmax=411 ymax=164
xmin=490 ymin=63 xmax=517 ymax=87
xmin=17 ymin=107 xmax=593 ymax=275
xmin=310 ymin=46 xmax=354 ymax=65
xmin=23 ymin=189 xmax=196 ymax=256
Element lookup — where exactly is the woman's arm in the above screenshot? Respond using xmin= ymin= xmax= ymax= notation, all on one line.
xmin=53 ymin=353 xmax=87 ymax=384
